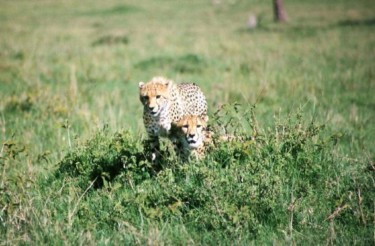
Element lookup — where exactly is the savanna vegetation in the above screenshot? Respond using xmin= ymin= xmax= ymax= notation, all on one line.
xmin=0 ymin=0 xmax=374 ymax=244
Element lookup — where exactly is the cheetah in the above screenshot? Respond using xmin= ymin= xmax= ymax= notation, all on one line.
xmin=138 ymin=76 xmax=207 ymax=160
xmin=173 ymin=114 xmax=256 ymax=161
xmin=172 ymin=114 xmax=211 ymax=161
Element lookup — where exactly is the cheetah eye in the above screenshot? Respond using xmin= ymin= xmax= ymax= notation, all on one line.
xmin=156 ymin=95 xmax=161 ymax=99
xmin=142 ymin=95 xmax=149 ymax=100
xmin=182 ymin=125 xmax=189 ymax=128
xmin=197 ymin=125 xmax=202 ymax=128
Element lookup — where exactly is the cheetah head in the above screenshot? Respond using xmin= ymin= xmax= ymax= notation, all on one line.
xmin=176 ymin=115 xmax=209 ymax=149
xmin=139 ymin=77 xmax=172 ymax=117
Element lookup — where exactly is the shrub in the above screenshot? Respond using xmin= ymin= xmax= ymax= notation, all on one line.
xmin=53 ymin=104 xmax=373 ymax=243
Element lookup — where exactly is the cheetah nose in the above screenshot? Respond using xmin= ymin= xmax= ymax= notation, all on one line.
xmin=188 ymin=133 xmax=195 ymax=138
xmin=149 ymin=106 xmax=155 ymax=111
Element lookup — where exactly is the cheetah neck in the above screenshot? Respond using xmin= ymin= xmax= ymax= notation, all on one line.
xmin=154 ymin=101 xmax=173 ymax=136
xmin=169 ymin=85 xmax=184 ymax=122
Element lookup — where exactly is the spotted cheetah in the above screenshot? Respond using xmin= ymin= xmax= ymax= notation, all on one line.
xmin=172 ymin=114 xmax=211 ymax=161
xmin=139 ymin=76 xmax=207 ymax=160
xmin=173 ymin=114 xmax=255 ymax=161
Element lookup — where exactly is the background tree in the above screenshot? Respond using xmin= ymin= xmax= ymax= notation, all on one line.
xmin=273 ymin=0 xmax=287 ymax=22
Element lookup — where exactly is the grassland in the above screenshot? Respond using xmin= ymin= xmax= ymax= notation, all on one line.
xmin=0 ymin=0 xmax=374 ymax=244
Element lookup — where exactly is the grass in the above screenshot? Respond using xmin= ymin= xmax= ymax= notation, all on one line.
xmin=0 ymin=0 xmax=374 ymax=244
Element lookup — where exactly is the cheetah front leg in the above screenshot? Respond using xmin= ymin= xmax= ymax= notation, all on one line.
xmin=171 ymin=137 xmax=187 ymax=162
xmin=145 ymin=135 xmax=160 ymax=162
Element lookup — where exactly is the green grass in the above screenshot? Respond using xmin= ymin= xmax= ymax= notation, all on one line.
xmin=1 ymin=0 xmax=374 ymax=244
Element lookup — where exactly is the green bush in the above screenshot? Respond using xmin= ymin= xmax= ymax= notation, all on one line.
xmin=52 ymin=104 xmax=373 ymax=243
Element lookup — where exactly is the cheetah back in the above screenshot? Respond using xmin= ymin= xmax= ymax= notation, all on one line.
xmin=177 ymin=83 xmax=207 ymax=117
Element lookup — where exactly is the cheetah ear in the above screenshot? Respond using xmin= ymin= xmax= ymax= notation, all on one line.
xmin=138 ymin=82 xmax=145 ymax=89
xmin=201 ymin=115 xmax=209 ymax=122
xmin=163 ymin=79 xmax=173 ymax=89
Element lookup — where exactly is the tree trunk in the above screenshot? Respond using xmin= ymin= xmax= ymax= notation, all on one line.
xmin=273 ymin=0 xmax=287 ymax=22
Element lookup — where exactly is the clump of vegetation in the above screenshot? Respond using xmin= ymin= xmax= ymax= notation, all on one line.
xmin=79 ymin=4 xmax=140 ymax=16
xmin=91 ymin=35 xmax=129 ymax=46
xmin=4 ymin=93 xmax=35 ymax=112
xmin=58 ymin=127 xmax=143 ymax=187
xmin=51 ymin=104 xmax=373 ymax=244
xmin=135 ymin=54 xmax=207 ymax=74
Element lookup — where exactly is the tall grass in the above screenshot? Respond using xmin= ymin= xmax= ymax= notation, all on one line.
xmin=1 ymin=0 xmax=374 ymax=244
